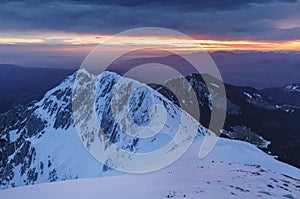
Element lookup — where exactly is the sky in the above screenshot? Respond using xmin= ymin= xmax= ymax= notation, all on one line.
xmin=0 ymin=0 xmax=300 ymax=68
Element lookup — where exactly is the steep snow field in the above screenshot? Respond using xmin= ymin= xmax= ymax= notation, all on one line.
xmin=1 ymin=138 xmax=299 ymax=199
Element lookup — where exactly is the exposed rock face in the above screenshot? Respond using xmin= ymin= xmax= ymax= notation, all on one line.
xmin=154 ymin=73 xmax=300 ymax=168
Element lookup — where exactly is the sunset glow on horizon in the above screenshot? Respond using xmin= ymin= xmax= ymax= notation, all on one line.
xmin=0 ymin=32 xmax=300 ymax=53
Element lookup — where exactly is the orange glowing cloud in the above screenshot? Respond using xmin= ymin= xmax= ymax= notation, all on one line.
xmin=0 ymin=32 xmax=299 ymax=52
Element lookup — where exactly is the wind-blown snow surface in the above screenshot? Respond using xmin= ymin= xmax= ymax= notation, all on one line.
xmin=1 ymin=138 xmax=299 ymax=199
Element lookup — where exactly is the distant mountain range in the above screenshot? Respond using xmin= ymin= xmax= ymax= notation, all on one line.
xmin=1 ymin=50 xmax=300 ymax=114
xmin=108 ymin=50 xmax=300 ymax=89
xmin=210 ymin=51 xmax=300 ymax=89
xmin=0 ymin=64 xmax=75 ymax=113
xmin=261 ymin=83 xmax=300 ymax=107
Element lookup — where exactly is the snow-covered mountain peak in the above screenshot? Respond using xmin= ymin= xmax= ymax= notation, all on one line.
xmin=0 ymin=69 xmax=299 ymax=198
xmin=0 ymin=69 xmax=203 ymax=188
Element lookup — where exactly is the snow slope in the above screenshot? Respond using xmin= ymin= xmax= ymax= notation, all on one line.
xmin=1 ymin=138 xmax=299 ymax=199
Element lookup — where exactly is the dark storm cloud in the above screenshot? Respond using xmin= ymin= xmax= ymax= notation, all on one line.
xmin=59 ymin=0 xmax=298 ymax=9
xmin=0 ymin=0 xmax=299 ymax=40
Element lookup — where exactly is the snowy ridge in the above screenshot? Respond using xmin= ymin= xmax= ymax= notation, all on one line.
xmin=1 ymin=138 xmax=299 ymax=199
xmin=285 ymin=84 xmax=300 ymax=93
